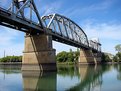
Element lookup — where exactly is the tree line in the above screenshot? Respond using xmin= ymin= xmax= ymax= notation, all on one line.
xmin=56 ymin=44 xmax=121 ymax=63
xmin=0 ymin=44 xmax=120 ymax=63
xmin=56 ymin=49 xmax=80 ymax=63
xmin=0 ymin=56 xmax=22 ymax=62
xmin=113 ymin=44 xmax=121 ymax=62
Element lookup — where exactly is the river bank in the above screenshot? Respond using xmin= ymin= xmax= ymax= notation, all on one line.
xmin=0 ymin=61 xmax=121 ymax=66
xmin=0 ymin=62 xmax=22 ymax=65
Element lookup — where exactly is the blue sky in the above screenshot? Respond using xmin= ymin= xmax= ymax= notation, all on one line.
xmin=0 ymin=0 xmax=121 ymax=57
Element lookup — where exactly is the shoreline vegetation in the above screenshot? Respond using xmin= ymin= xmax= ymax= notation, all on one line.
xmin=1 ymin=61 xmax=121 ymax=65
xmin=0 ymin=56 xmax=22 ymax=63
xmin=0 ymin=44 xmax=121 ymax=65
xmin=0 ymin=51 xmax=120 ymax=65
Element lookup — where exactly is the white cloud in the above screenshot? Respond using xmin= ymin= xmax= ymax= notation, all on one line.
xmin=63 ymin=0 xmax=114 ymax=17
xmin=81 ymin=0 xmax=113 ymax=11
xmin=81 ymin=21 xmax=121 ymax=54
xmin=82 ymin=22 xmax=121 ymax=40
xmin=41 ymin=1 xmax=62 ymax=16
xmin=0 ymin=26 xmax=24 ymax=58
xmin=0 ymin=26 xmax=21 ymax=45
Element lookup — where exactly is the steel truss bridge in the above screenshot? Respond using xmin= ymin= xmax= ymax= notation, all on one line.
xmin=0 ymin=0 xmax=101 ymax=52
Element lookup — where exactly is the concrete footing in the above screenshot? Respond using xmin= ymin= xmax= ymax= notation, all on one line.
xmin=22 ymin=34 xmax=56 ymax=71
xmin=78 ymin=49 xmax=101 ymax=64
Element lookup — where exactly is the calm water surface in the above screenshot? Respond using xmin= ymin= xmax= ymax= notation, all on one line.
xmin=0 ymin=64 xmax=121 ymax=91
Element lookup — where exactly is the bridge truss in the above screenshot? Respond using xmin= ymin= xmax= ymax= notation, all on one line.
xmin=42 ymin=14 xmax=101 ymax=51
xmin=0 ymin=0 xmax=44 ymax=34
xmin=0 ymin=0 xmax=101 ymax=52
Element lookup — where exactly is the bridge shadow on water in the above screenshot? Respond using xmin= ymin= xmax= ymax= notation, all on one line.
xmin=1 ymin=64 xmax=121 ymax=91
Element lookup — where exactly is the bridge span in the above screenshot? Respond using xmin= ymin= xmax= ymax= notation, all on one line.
xmin=0 ymin=0 xmax=102 ymax=71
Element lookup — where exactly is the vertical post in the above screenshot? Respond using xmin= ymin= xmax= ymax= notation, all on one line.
xmin=4 ymin=50 xmax=5 ymax=58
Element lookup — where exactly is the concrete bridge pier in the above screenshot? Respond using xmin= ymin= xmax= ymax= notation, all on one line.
xmin=22 ymin=33 xmax=56 ymax=71
xmin=79 ymin=49 xmax=101 ymax=64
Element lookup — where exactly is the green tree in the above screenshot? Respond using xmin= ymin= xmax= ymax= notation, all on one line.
xmin=117 ymin=52 xmax=121 ymax=60
xmin=56 ymin=51 xmax=68 ymax=62
xmin=113 ymin=44 xmax=121 ymax=62
xmin=101 ymin=53 xmax=111 ymax=62
xmin=69 ymin=49 xmax=73 ymax=53
xmin=113 ymin=52 xmax=121 ymax=62
xmin=113 ymin=56 xmax=118 ymax=62
xmin=115 ymin=44 xmax=121 ymax=52
xmin=116 ymin=52 xmax=121 ymax=62
xmin=0 ymin=56 xmax=22 ymax=62
xmin=67 ymin=52 xmax=74 ymax=62
xmin=74 ymin=50 xmax=80 ymax=62
xmin=56 ymin=49 xmax=80 ymax=63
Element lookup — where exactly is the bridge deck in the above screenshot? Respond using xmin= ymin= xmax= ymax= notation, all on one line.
xmin=0 ymin=5 xmax=101 ymax=52
xmin=0 ymin=7 xmax=43 ymax=34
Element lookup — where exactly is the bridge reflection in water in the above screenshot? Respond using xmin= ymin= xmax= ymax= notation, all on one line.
xmin=22 ymin=65 xmax=110 ymax=91
xmin=22 ymin=71 xmax=57 ymax=91
xmin=1 ymin=64 xmax=121 ymax=91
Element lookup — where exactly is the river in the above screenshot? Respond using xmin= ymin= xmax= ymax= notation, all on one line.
xmin=0 ymin=64 xmax=121 ymax=91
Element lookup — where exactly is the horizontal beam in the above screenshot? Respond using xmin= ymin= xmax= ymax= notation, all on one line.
xmin=0 ymin=7 xmax=101 ymax=52
xmin=0 ymin=7 xmax=43 ymax=34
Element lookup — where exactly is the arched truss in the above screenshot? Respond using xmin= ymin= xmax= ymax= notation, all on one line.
xmin=0 ymin=1 xmax=101 ymax=52
xmin=42 ymin=14 xmax=89 ymax=47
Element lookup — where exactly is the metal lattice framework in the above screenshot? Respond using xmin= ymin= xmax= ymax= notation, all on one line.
xmin=89 ymin=40 xmax=101 ymax=52
xmin=0 ymin=0 xmax=101 ymax=52
xmin=0 ymin=0 xmax=44 ymax=34
xmin=8 ymin=0 xmax=43 ymax=28
xmin=42 ymin=14 xmax=89 ymax=47
xmin=42 ymin=14 xmax=101 ymax=51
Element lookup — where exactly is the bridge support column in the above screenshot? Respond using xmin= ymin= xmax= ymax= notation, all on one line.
xmin=94 ymin=53 xmax=102 ymax=63
xmin=22 ymin=34 xmax=56 ymax=71
xmin=79 ymin=49 xmax=101 ymax=64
